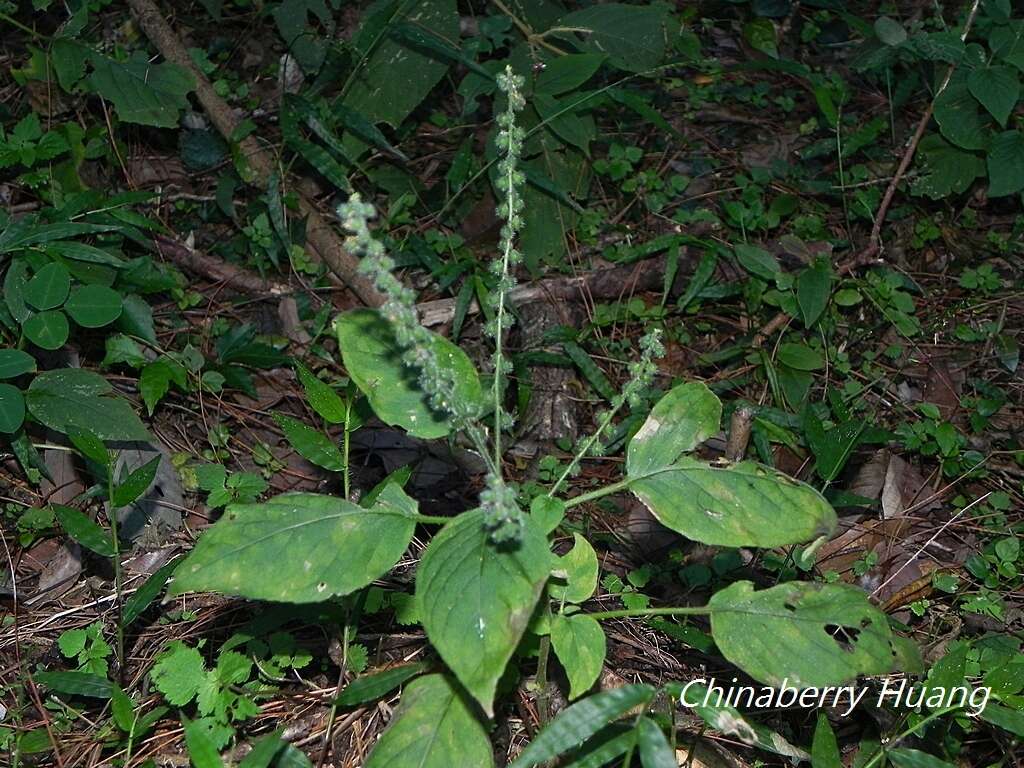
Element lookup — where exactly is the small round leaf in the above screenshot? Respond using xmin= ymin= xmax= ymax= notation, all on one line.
xmin=65 ymin=285 xmax=123 ymax=328
xmin=24 ymin=263 xmax=71 ymax=310
xmin=23 ymin=310 xmax=70 ymax=350
xmin=0 ymin=349 xmax=36 ymax=379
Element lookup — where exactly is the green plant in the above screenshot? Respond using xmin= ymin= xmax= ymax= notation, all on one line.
xmin=164 ymin=71 xmax=922 ymax=764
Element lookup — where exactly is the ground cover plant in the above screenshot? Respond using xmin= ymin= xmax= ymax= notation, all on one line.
xmin=0 ymin=1 xmax=1021 ymax=767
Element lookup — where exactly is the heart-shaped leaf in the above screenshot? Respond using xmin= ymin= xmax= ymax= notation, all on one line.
xmin=708 ymin=580 xmax=923 ymax=687
xmin=416 ymin=509 xmax=551 ymax=715
xmin=169 ymin=485 xmax=417 ymax=602
xmin=337 ymin=309 xmax=485 ymax=439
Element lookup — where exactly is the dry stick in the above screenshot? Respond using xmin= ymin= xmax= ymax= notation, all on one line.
xmin=126 ymin=0 xmax=385 ymax=307
xmin=725 ymin=406 xmax=755 ymax=462
xmin=753 ymin=0 xmax=983 ymax=348
xmin=154 ymin=235 xmax=293 ymax=296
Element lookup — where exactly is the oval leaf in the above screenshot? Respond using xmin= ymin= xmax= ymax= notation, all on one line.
xmin=26 ymin=368 xmax=151 ymax=441
xmin=708 ymin=580 xmax=923 ymax=688
xmin=273 ymin=413 xmax=345 ymax=471
xmin=337 ymin=308 xmax=485 ymax=439
xmin=416 ymin=509 xmax=551 ymax=716
xmin=550 ymin=613 xmax=606 ymax=700
xmin=0 ymin=349 xmax=36 ymax=379
xmin=23 ymin=310 xmax=70 ymax=350
xmin=626 ymin=382 xmax=721 ymax=475
xmin=628 ymin=457 xmax=836 ymax=548
xmin=550 ymin=533 xmax=598 ymax=604
xmin=53 ymin=504 xmax=115 ymax=557
xmin=365 ymin=673 xmax=494 ymax=768
xmin=24 ymin=262 xmax=70 ymax=310
xmin=336 ymin=663 xmax=430 ymax=707
xmin=64 ymin=284 xmax=123 ymax=328
xmin=169 ymin=487 xmax=416 ymax=602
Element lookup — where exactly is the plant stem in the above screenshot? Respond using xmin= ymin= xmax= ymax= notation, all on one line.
xmin=860 ymin=706 xmax=963 ymax=768
xmin=562 ymin=478 xmax=631 ymax=509
xmin=586 ymin=605 xmax=709 ymax=621
xmin=342 ymin=397 xmax=353 ymax=501
xmin=106 ymin=455 xmax=125 ymax=685
xmin=548 ymin=403 xmax=626 ymax=499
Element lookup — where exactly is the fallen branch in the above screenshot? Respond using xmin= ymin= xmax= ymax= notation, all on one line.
xmin=154 ymin=235 xmax=292 ymax=296
xmin=127 ymin=0 xmax=384 ymax=307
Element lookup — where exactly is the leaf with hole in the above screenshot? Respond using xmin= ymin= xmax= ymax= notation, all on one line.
xmin=337 ymin=309 xmax=485 ymax=439
xmin=364 ymin=673 xmax=493 ymax=768
xmin=24 ymin=262 xmax=70 ymax=310
xmin=708 ymin=580 xmax=922 ymax=687
xmin=550 ymin=614 xmax=606 ymax=700
xmin=26 ymin=368 xmax=151 ymax=441
xmin=416 ymin=509 xmax=552 ymax=716
xmin=509 ymin=684 xmax=655 ymax=768
xmin=169 ymin=484 xmax=416 ymax=602
xmin=65 ymin=284 xmax=123 ymax=328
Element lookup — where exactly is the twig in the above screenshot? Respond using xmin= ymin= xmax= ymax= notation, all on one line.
xmin=126 ymin=0 xmax=384 ymax=306
xmin=154 ymin=235 xmax=292 ymax=296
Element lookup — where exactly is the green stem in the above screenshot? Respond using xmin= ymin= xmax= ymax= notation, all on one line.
xmin=534 ymin=602 xmax=553 ymax=723
xmin=860 ymin=706 xmax=963 ymax=768
xmin=106 ymin=455 xmax=125 ymax=685
xmin=586 ymin=605 xmax=709 ymax=621
xmin=562 ymin=478 xmax=631 ymax=509
xmin=342 ymin=397 xmax=353 ymax=501
xmin=548 ymin=401 xmax=626 ymax=498
xmin=413 ymin=513 xmax=454 ymax=525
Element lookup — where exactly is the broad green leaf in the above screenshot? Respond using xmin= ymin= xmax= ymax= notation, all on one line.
xmin=273 ymin=413 xmax=345 ymax=471
xmin=797 ymin=258 xmax=833 ymax=328
xmin=626 ymin=382 xmax=721 ymax=476
xmin=110 ymin=685 xmax=136 ymax=733
xmin=337 ymin=308 xmax=485 ymax=439
xmin=24 ymin=262 xmax=71 ymax=310
xmin=874 ymin=16 xmax=907 ymax=46
xmin=336 ymin=662 xmax=429 ymax=707
xmin=23 ymin=310 xmax=70 ymax=350
xmin=979 ymin=702 xmax=1024 ymax=737
xmin=530 ymin=496 xmax=565 ymax=535
xmin=183 ymin=716 xmax=225 ymax=768
xmin=68 ymin=427 xmax=109 ymax=466
xmin=635 ymin=716 xmax=675 ymax=768
xmin=4 ymin=259 xmax=30 ymax=322
xmin=123 ymin=557 xmax=179 ymax=625
xmin=139 ymin=358 xmax=186 ymax=415
xmin=987 ymin=130 xmax=1024 ymax=197
xmin=35 ymin=671 xmax=113 ymax=698
xmin=89 ymin=53 xmax=195 ymax=128
xmin=170 ymin=486 xmax=417 ymax=602
xmin=0 ymin=384 xmax=25 ymax=433
xmin=628 ymin=457 xmax=836 ymax=548
xmin=26 ymin=368 xmax=151 ymax=441
xmin=669 ymin=681 xmax=808 ymax=760
xmin=364 ymin=674 xmax=494 ymax=768
xmin=887 ymin=748 xmax=956 ymax=768
xmin=509 ymin=684 xmax=656 ymax=768
xmin=934 ymin=72 xmax=987 ymax=151
xmin=991 ymin=22 xmax=1024 ymax=73
xmin=112 ymin=455 xmax=160 ymax=507
xmin=535 ymin=53 xmax=605 ymax=95
xmin=967 ymin=66 xmax=1019 ymax=126
xmin=238 ymin=733 xmax=286 ymax=768
xmin=812 ymin=712 xmax=841 ymax=768
xmin=64 ymin=284 xmax=123 ymax=327
xmin=777 ymin=342 xmax=824 ymax=370
xmin=294 ymin=362 xmax=346 ymax=423
xmin=53 ymin=504 xmax=114 ymax=557
xmin=534 ymin=93 xmax=597 ymax=156
xmin=556 ymin=4 xmax=669 ymax=73
xmin=342 ymin=0 xmax=458 ymax=155
xmin=417 ymin=509 xmax=551 ymax=715
xmin=708 ymin=581 xmax=922 ymax=687
xmin=911 ymin=134 xmax=985 ymax=199
xmin=550 ymin=533 xmax=598 ymax=604
xmin=734 ymin=243 xmax=780 ymax=281
xmin=550 ymin=614 xmax=606 ymax=700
